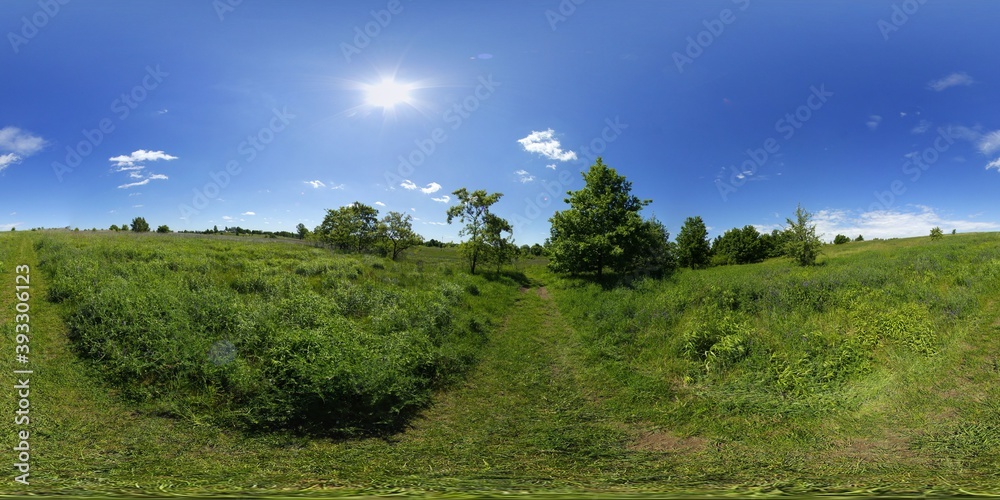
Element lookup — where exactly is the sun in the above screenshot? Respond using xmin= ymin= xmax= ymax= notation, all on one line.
xmin=364 ymin=79 xmax=413 ymax=108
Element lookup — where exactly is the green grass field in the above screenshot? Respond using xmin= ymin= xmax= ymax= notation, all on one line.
xmin=1 ymin=230 xmax=999 ymax=496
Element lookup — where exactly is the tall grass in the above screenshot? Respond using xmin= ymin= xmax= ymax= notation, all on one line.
xmin=35 ymin=232 xmax=513 ymax=437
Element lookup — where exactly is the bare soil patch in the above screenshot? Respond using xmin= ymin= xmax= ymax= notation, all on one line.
xmin=629 ymin=429 xmax=709 ymax=453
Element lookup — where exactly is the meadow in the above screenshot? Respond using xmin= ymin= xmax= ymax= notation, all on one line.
xmin=1 ymin=230 xmax=999 ymax=496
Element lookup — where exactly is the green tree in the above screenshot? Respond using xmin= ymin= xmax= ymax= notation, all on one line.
xmin=930 ymin=226 xmax=943 ymax=240
xmin=547 ymin=158 xmax=653 ymax=277
xmin=130 ymin=217 xmax=150 ymax=233
xmin=109 ymin=224 xmax=120 ymax=231
xmin=784 ymin=204 xmax=822 ymax=266
xmin=855 ymin=234 xmax=864 ymax=242
xmin=530 ymin=243 xmax=544 ymax=256
xmin=379 ymin=211 xmax=422 ymax=261
xmin=156 ymin=225 xmax=170 ymax=233
xmin=447 ymin=188 xmax=504 ymax=274
xmin=713 ymin=225 xmax=765 ymax=265
xmin=676 ymin=216 xmax=711 ymax=269
xmin=833 ymin=234 xmax=851 ymax=245
xmin=296 ymin=223 xmax=310 ymax=240
xmin=483 ymin=213 xmax=516 ymax=272
xmin=316 ymin=202 xmax=380 ymax=253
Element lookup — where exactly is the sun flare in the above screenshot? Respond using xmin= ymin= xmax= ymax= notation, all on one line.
xmin=364 ymin=79 xmax=413 ymax=108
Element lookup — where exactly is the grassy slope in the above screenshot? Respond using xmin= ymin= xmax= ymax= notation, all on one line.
xmin=1 ymin=231 xmax=999 ymax=495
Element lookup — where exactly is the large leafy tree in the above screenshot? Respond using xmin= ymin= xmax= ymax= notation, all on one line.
xmin=446 ymin=188 xmax=505 ymax=274
xmin=676 ymin=216 xmax=711 ymax=269
xmin=713 ymin=225 xmax=764 ymax=265
xmin=784 ymin=204 xmax=822 ymax=266
xmin=316 ymin=202 xmax=380 ymax=253
xmin=130 ymin=216 xmax=150 ymax=233
xmin=548 ymin=158 xmax=653 ymax=277
xmin=380 ymin=211 xmax=423 ymax=261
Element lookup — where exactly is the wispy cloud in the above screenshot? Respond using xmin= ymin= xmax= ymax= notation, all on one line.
xmin=0 ymin=126 xmax=47 ymax=156
xmin=546 ymin=164 xmax=557 ymax=170
xmin=109 ymin=149 xmax=178 ymax=167
xmin=118 ymin=179 xmax=150 ymax=189
xmin=927 ymin=72 xmax=975 ymax=91
xmin=330 ymin=183 xmax=345 ymax=190
xmin=431 ymin=195 xmax=451 ymax=203
xmin=986 ymin=158 xmax=1000 ymax=172
xmin=420 ymin=182 xmax=441 ymax=194
xmin=148 ymin=173 xmax=168 ymax=180
xmin=0 ymin=153 xmax=20 ymax=173
xmin=866 ymin=115 xmax=882 ymax=131
xmin=400 ymin=179 xmax=418 ymax=190
xmin=374 ymin=201 xmax=386 ymax=207
xmin=242 ymin=211 xmax=256 ymax=216
xmin=810 ymin=206 xmax=999 ymax=241
xmin=911 ymin=120 xmax=932 ymax=134
xmin=978 ymin=130 xmax=1000 ymax=156
xmin=514 ymin=169 xmax=535 ymax=183
xmin=517 ymin=129 xmax=577 ymax=161
xmin=305 ymin=180 xmax=326 ymax=188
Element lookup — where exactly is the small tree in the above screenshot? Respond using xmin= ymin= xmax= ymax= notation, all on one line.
xmin=130 ymin=217 xmax=150 ymax=233
xmin=930 ymin=226 xmax=943 ymax=240
xmin=855 ymin=234 xmax=864 ymax=242
xmin=951 ymin=229 xmax=957 ymax=235
xmin=483 ymin=213 xmax=516 ymax=272
xmin=676 ymin=216 xmax=711 ymax=269
xmin=296 ymin=223 xmax=310 ymax=240
xmin=316 ymin=202 xmax=380 ymax=253
xmin=833 ymin=234 xmax=850 ymax=245
xmin=156 ymin=225 xmax=170 ymax=233
xmin=109 ymin=224 xmax=119 ymax=231
xmin=379 ymin=211 xmax=422 ymax=261
xmin=784 ymin=204 xmax=822 ymax=266
xmin=446 ymin=188 xmax=504 ymax=274
xmin=713 ymin=225 xmax=765 ymax=265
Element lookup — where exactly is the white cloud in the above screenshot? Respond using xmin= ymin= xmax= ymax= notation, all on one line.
xmin=986 ymin=158 xmax=1000 ymax=172
xmin=400 ymin=179 xmax=418 ymax=190
xmin=305 ymin=180 xmax=326 ymax=188
xmin=810 ymin=206 xmax=999 ymax=241
xmin=242 ymin=211 xmax=256 ymax=216
xmin=330 ymin=183 xmax=345 ymax=190
xmin=517 ymin=129 xmax=577 ymax=161
xmin=148 ymin=173 xmax=168 ymax=180
xmin=431 ymin=195 xmax=451 ymax=203
xmin=0 ymin=127 xmax=47 ymax=156
xmin=911 ymin=120 xmax=932 ymax=134
xmin=118 ymin=179 xmax=150 ymax=189
xmin=978 ymin=130 xmax=1000 ymax=156
xmin=0 ymin=222 xmax=23 ymax=231
xmin=546 ymin=164 xmax=557 ymax=170
xmin=0 ymin=153 xmax=21 ymax=173
xmin=132 ymin=204 xmax=143 ymax=208
xmin=222 ymin=216 xmax=234 ymax=221
xmin=128 ymin=171 xmax=144 ymax=179
xmin=927 ymin=72 xmax=975 ymax=91
xmin=109 ymin=149 xmax=178 ymax=167
xmin=374 ymin=201 xmax=386 ymax=207
xmin=515 ymin=169 xmax=535 ymax=183
xmin=866 ymin=115 xmax=882 ymax=131
xmin=420 ymin=182 xmax=441 ymax=194
xmin=424 ymin=221 xmax=447 ymax=226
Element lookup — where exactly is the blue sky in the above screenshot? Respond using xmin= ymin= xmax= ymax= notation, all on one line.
xmin=2 ymin=0 xmax=1000 ymax=244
